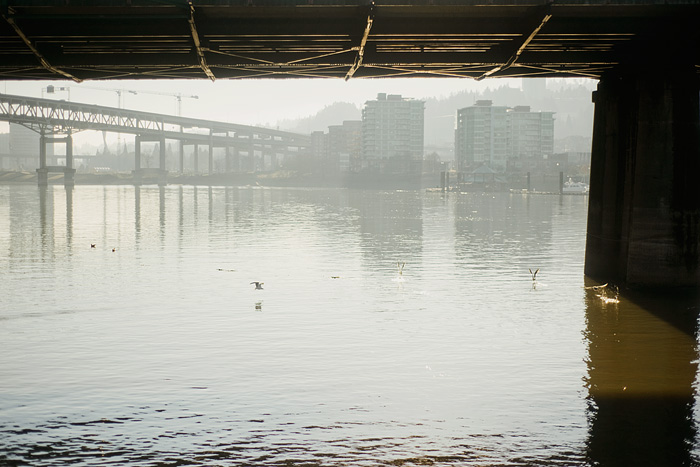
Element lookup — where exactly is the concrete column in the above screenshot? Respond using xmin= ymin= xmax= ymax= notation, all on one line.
xmin=558 ymin=171 xmax=563 ymax=195
xmin=37 ymin=134 xmax=48 ymax=186
xmin=225 ymin=146 xmax=231 ymax=173
xmin=208 ymin=132 xmax=214 ymax=175
xmin=194 ymin=144 xmax=199 ymax=174
xmin=158 ymin=137 xmax=167 ymax=186
xmin=133 ymin=135 xmax=142 ymax=185
xmin=134 ymin=136 xmax=142 ymax=171
xmin=179 ymin=140 xmax=184 ymax=174
xmin=64 ymin=133 xmax=75 ymax=187
xmin=584 ymin=68 xmax=700 ymax=288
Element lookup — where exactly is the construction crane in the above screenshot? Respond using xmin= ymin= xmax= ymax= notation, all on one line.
xmin=126 ymin=89 xmax=200 ymax=117
xmin=69 ymin=85 xmax=199 ymax=115
xmin=67 ymin=85 xmax=199 ymax=154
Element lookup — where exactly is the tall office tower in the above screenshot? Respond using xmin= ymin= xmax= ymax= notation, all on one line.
xmin=362 ymin=93 xmax=424 ymax=173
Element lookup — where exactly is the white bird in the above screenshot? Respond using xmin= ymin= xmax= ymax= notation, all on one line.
xmin=398 ymin=262 xmax=405 ymax=276
xmin=250 ymin=281 xmax=264 ymax=290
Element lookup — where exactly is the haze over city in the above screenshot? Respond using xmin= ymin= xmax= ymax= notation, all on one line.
xmin=0 ymin=77 xmax=596 ymax=154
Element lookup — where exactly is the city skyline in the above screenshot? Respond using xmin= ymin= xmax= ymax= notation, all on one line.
xmin=0 ymin=77 xmax=594 ymax=130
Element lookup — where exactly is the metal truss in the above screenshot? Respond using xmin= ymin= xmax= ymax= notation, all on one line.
xmin=0 ymin=93 xmax=310 ymax=151
xmin=1 ymin=1 xmax=698 ymax=81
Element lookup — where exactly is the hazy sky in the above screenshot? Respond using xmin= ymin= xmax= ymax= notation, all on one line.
xmin=2 ymin=78 xmax=525 ymax=127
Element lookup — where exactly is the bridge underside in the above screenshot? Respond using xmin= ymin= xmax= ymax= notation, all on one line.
xmin=1 ymin=1 xmax=699 ymax=82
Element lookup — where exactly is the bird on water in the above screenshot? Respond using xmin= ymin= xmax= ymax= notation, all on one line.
xmin=251 ymin=281 xmax=264 ymax=290
xmin=529 ymin=268 xmax=539 ymax=281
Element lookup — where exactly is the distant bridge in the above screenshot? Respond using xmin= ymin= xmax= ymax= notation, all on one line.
xmin=0 ymin=92 xmax=310 ymax=183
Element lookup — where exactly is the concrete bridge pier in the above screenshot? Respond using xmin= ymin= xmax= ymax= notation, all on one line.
xmin=584 ymin=68 xmax=700 ymax=288
xmin=179 ymin=140 xmax=184 ymax=174
xmin=37 ymin=134 xmax=48 ymax=186
xmin=37 ymin=132 xmax=75 ymax=187
xmin=208 ymin=132 xmax=214 ymax=175
xmin=64 ymin=133 xmax=74 ymax=187
xmin=133 ymin=134 xmax=168 ymax=186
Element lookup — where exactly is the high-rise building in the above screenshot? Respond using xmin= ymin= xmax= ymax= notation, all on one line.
xmin=362 ymin=93 xmax=424 ymax=173
xmin=454 ymin=100 xmax=508 ymax=172
xmin=327 ymin=120 xmax=362 ymax=173
xmin=507 ymin=106 xmax=555 ymax=163
xmin=454 ymin=101 xmax=554 ymax=172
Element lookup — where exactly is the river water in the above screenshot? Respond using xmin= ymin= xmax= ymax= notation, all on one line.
xmin=1 ymin=184 xmax=699 ymax=466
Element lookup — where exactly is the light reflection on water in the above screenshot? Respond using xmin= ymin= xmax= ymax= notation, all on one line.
xmin=0 ymin=184 xmax=698 ymax=466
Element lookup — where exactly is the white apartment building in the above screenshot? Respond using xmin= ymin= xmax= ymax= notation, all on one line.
xmin=362 ymin=93 xmax=424 ymax=173
xmin=455 ymin=101 xmax=554 ymax=172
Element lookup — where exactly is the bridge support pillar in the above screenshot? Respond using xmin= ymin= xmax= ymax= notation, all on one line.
xmin=132 ymin=135 xmax=167 ymax=186
xmin=179 ymin=140 xmax=184 ymax=174
xmin=134 ymin=135 xmax=142 ymax=185
xmin=194 ymin=144 xmax=199 ymax=175
xmin=584 ymin=68 xmax=700 ymax=288
xmin=64 ymin=132 xmax=74 ymax=187
xmin=37 ymin=134 xmax=48 ymax=186
xmin=158 ymin=137 xmax=167 ymax=186
xmin=208 ymin=132 xmax=214 ymax=175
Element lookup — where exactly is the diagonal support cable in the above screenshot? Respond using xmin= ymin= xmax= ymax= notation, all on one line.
xmin=2 ymin=13 xmax=82 ymax=82
xmin=476 ymin=7 xmax=552 ymax=81
xmin=345 ymin=2 xmax=375 ymax=81
xmin=187 ymin=1 xmax=216 ymax=81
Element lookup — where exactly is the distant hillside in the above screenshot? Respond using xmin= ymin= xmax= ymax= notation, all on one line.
xmin=277 ymin=101 xmax=361 ymax=133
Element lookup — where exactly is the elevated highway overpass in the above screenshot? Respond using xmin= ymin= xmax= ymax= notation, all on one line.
xmin=0 ymin=92 xmax=310 ymax=183
xmin=1 ymin=0 xmax=699 ymax=288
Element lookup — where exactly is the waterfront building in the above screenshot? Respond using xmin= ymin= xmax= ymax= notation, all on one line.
xmin=454 ymin=100 xmax=508 ymax=172
xmin=508 ymin=106 xmax=555 ymax=164
xmin=454 ymin=101 xmax=554 ymax=172
xmin=308 ymin=130 xmax=327 ymax=173
xmin=327 ymin=120 xmax=362 ymax=173
xmin=362 ymin=93 xmax=424 ymax=174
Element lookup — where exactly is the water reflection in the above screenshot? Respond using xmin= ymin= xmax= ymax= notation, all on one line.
xmin=584 ymin=280 xmax=700 ymax=466
xmin=5 ymin=185 xmax=700 ymax=466
xmin=38 ymin=185 xmax=75 ymax=256
xmin=159 ymin=185 xmax=166 ymax=236
xmin=38 ymin=185 xmax=51 ymax=253
xmin=134 ymin=185 xmax=141 ymax=237
xmin=65 ymin=186 xmax=73 ymax=251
